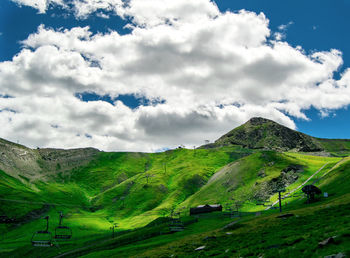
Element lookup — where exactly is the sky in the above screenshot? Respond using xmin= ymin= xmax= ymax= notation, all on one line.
xmin=0 ymin=0 xmax=350 ymax=152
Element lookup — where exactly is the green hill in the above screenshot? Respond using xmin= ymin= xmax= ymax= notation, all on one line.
xmin=0 ymin=118 xmax=349 ymax=257
xmin=317 ymin=138 xmax=350 ymax=156
xmin=204 ymin=117 xmax=350 ymax=156
xmin=206 ymin=117 xmax=323 ymax=151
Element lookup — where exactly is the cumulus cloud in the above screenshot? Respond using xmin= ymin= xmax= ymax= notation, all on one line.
xmin=278 ymin=21 xmax=294 ymax=31
xmin=11 ymin=0 xmax=66 ymax=14
xmin=11 ymin=0 xmax=218 ymax=20
xmin=1 ymin=0 xmax=350 ymax=151
xmin=274 ymin=21 xmax=294 ymax=40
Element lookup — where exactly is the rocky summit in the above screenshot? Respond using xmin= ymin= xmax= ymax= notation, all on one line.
xmin=210 ymin=117 xmax=323 ymax=152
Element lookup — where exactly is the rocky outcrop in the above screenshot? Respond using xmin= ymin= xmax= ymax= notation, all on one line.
xmin=252 ymin=164 xmax=304 ymax=201
xmin=37 ymin=147 xmax=99 ymax=173
xmin=0 ymin=137 xmax=99 ymax=182
xmin=207 ymin=117 xmax=323 ymax=152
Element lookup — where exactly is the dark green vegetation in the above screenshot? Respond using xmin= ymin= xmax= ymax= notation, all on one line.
xmin=0 ymin=117 xmax=349 ymax=257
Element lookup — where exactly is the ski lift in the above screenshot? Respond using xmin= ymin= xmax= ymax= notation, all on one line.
xmin=0 ymin=215 xmax=16 ymax=224
xmin=31 ymin=216 xmax=53 ymax=247
xmin=54 ymin=212 xmax=72 ymax=240
xmin=169 ymin=218 xmax=184 ymax=232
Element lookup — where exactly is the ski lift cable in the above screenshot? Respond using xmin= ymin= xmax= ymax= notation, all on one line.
xmin=312 ymin=158 xmax=345 ymax=185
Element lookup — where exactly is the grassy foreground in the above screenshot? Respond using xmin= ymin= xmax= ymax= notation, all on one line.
xmin=0 ymin=145 xmax=349 ymax=257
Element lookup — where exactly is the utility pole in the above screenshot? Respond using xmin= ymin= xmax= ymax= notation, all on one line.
xmin=233 ymin=200 xmax=242 ymax=217
xmin=278 ymin=191 xmax=282 ymax=212
xmin=120 ymin=196 xmax=125 ymax=208
xmin=144 ymin=173 xmax=155 ymax=184
xmin=110 ymin=223 xmax=118 ymax=238
xmin=277 ymin=188 xmax=285 ymax=213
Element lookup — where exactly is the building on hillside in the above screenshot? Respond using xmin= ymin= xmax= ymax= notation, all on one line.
xmin=190 ymin=204 xmax=222 ymax=215
xmin=302 ymin=184 xmax=322 ymax=203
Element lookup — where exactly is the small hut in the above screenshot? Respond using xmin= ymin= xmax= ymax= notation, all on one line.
xmin=302 ymin=185 xmax=322 ymax=203
xmin=190 ymin=204 xmax=222 ymax=215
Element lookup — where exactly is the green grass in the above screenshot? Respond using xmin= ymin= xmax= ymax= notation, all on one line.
xmin=0 ymin=146 xmax=349 ymax=257
xmin=317 ymin=138 xmax=350 ymax=156
xmin=79 ymin=192 xmax=350 ymax=257
xmin=67 ymin=146 xmax=252 ymax=228
xmin=78 ymin=194 xmax=350 ymax=258
xmin=0 ymin=146 xmax=250 ymax=256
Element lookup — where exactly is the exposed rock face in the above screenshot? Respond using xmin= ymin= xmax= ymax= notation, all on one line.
xmin=0 ymin=137 xmax=99 ymax=182
xmin=211 ymin=117 xmax=323 ymax=152
xmin=252 ymin=164 xmax=304 ymax=201
xmin=37 ymin=147 xmax=99 ymax=173
xmin=0 ymin=138 xmax=42 ymax=181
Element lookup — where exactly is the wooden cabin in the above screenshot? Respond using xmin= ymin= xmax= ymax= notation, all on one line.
xmin=190 ymin=204 xmax=222 ymax=215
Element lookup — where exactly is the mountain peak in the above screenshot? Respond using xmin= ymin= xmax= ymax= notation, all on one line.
xmin=246 ymin=117 xmax=276 ymax=125
xmin=211 ymin=117 xmax=323 ymax=152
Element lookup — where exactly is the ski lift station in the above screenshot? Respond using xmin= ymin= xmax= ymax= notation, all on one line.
xmin=190 ymin=204 xmax=222 ymax=215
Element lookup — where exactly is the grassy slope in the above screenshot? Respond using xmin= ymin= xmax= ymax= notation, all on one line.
xmin=79 ymin=156 xmax=350 ymax=258
xmin=179 ymin=152 xmax=341 ymax=212
xmin=64 ymin=146 xmax=252 ymax=227
xmin=0 ymin=146 xmax=349 ymax=257
xmin=317 ymin=138 xmax=350 ymax=156
xmin=128 ymin=196 xmax=350 ymax=258
xmin=0 ymin=170 xmax=41 ymax=217
xmin=0 ymin=146 xmax=251 ymax=256
xmin=139 ymin=154 xmax=350 ymax=258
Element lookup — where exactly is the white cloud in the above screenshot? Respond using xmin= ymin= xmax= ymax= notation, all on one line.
xmin=1 ymin=1 xmax=350 ymax=151
xmin=96 ymin=12 xmax=110 ymax=19
xmin=278 ymin=21 xmax=294 ymax=31
xmin=121 ymin=0 xmax=220 ymax=27
xmin=319 ymin=109 xmax=330 ymax=118
xmin=274 ymin=21 xmax=294 ymax=40
xmin=274 ymin=32 xmax=284 ymax=41
xmin=11 ymin=0 xmax=66 ymax=14
xmin=11 ymin=0 xmax=218 ymax=20
xmin=71 ymin=0 xmax=124 ymax=19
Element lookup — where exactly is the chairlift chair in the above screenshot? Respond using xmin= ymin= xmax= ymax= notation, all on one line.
xmin=31 ymin=216 xmax=53 ymax=247
xmin=0 ymin=215 xmax=7 ymax=223
xmin=169 ymin=218 xmax=184 ymax=232
xmin=0 ymin=215 xmax=16 ymax=224
xmin=54 ymin=212 xmax=72 ymax=240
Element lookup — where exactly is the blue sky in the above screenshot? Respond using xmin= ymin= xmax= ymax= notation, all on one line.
xmin=219 ymin=0 xmax=350 ymax=138
xmin=0 ymin=0 xmax=350 ymax=151
xmin=219 ymin=0 xmax=350 ymax=139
